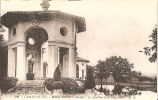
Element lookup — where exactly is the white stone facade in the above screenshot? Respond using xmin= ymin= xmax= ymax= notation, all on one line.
xmin=1 ymin=11 xmax=86 ymax=80
xmin=76 ymin=57 xmax=89 ymax=80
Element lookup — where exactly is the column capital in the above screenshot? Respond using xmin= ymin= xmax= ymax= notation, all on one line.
xmin=69 ymin=45 xmax=76 ymax=49
xmin=48 ymin=41 xmax=55 ymax=46
xmin=9 ymin=41 xmax=26 ymax=47
xmin=17 ymin=42 xmax=26 ymax=47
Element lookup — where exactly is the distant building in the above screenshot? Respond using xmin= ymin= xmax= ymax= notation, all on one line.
xmin=76 ymin=57 xmax=89 ymax=80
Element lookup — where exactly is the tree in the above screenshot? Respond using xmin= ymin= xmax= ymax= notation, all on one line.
xmin=140 ymin=27 xmax=157 ymax=62
xmin=128 ymin=71 xmax=141 ymax=82
xmin=104 ymin=56 xmax=135 ymax=82
xmin=95 ymin=60 xmax=110 ymax=90
xmin=0 ymin=34 xmax=5 ymax=47
xmin=0 ymin=34 xmax=8 ymax=80
xmin=53 ymin=66 xmax=61 ymax=81
xmin=84 ymin=66 xmax=95 ymax=89
xmin=139 ymin=76 xmax=153 ymax=82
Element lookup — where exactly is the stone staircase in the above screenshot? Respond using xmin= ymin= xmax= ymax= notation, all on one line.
xmin=9 ymin=80 xmax=47 ymax=94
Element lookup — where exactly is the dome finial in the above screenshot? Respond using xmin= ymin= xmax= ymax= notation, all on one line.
xmin=40 ymin=0 xmax=50 ymax=11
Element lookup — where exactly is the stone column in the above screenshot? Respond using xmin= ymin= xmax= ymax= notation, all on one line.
xmin=48 ymin=44 xmax=55 ymax=78
xmin=8 ymin=47 xmax=16 ymax=77
xmin=16 ymin=43 xmax=26 ymax=80
xmin=68 ymin=46 xmax=76 ymax=79
xmin=63 ymin=51 xmax=69 ymax=77
xmin=47 ymin=42 xmax=58 ymax=78
xmin=54 ymin=46 xmax=58 ymax=73
xmin=40 ymin=52 xmax=43 ymax=79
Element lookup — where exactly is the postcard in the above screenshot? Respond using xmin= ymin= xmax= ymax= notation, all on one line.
xmin=0 ymin=0 xmax=157 ymax=100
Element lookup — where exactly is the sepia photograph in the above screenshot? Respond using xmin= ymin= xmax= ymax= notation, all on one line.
xmin=0 ymin=0 xmax=157 ymax=100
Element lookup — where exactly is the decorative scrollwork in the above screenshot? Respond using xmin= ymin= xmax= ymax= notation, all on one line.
xmin=31 ymin=19 xmax=41 ymax=25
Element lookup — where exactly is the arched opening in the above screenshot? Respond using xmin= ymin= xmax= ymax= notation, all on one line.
xmin=26 ymin=27 xmax=48 ymax=80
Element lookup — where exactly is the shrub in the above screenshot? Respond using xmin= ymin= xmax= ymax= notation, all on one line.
xmin=112 ymin=84 xmax=124 ymax=95
xmin=45 ymin=81 xmax=64 ymax=90
xmin=60 ymin=77 xmax=79 ymax=94
xmin=44 ymin=78 xmax=54 ymax=90
xmin=0 ymin=77 xmax=18 ymax=92
xmin=44 ymin=77 xmax=82 ymax=94
xmin=84 ymin=67 xmax=95 ymax=89
xmin=77 ymin=86 xmax=85 ymax=93
xmin=51 ymin=81 xmax=64 ymax=89
xmin=44 ymin=78 xmax=54 ymax=86
xmin=44 ymin=78 xmax=64 ymax=90
xmin=54 ymin=67 xmax=61 ymax=81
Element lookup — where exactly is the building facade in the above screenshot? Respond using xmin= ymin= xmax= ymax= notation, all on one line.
xmin=1 ymin=11 xmax=86 ymax=80
xmin=76 ymin=57 xmax=89 ymax=80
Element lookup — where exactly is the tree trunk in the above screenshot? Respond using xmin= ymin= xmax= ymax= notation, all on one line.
xmin=105 ymin=78 xmax=107 ymax=89
xmin=100 ymin=78 xmax=103 ymax=92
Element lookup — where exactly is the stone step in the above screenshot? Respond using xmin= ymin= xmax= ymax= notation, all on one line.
xmin=18 ymin=80 xmax=45 ymax=85
xmin=9 ymin=80 xmax=47 ymax=94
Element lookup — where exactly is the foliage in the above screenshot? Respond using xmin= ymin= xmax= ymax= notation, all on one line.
xmin=44 ymin=78 xmax=64 ymax=90
xmin=44 ymin=78 xmax=54 ymax=90
xmin=95 ymin=60 xmax=110 ymax=80
xmin=141 ymin=27 xmax=157 ymax=62
xmin=60 ymin=77 xmax=79 ymax=94
xmin=105 ymin=56 xmax=136 ymax=82
xmin=77 ymin=86 xmax=85 ymax=93
xmin=95 ymin=56 xmax=140 ymax=83
xmin=139 ymin=76 xmax=154 ymax=82
xmin=84 ymin=66 xmax=95 ymax=89
xmin=95 ymin=60 xmax=110 ymax=90
xmin=0 ymin=77 xmax=18 ymax=92
xmin=130 ymin=71 xmax=141 ymax=78
xmin=0 ymin=34 xmax=8 ymax=80
xmin=112 ymin=84 xmax=124 ymax=95
xmin=44 ymin=78 xmax=54 ymax=87
xmin=53 ymin=67 xmax=61 ymax=81
xmin=48 ymin=82 xmax=63 ymax=90
xmin=44 ymin=77 xmax=82 ymax=94
xmin=0 ymin=34 xmax=6 ymax=47
xmin=127 ymin=71 xmax=141 ymax=82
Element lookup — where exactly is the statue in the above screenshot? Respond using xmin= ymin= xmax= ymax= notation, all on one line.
xmin=28 ymin=54 xmax=35 ymax=73
xmin=27 ymin=53 xmax=36 ymax=80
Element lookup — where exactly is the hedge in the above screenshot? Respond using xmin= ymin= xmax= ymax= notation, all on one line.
xmin=0 ymin=77 xmax=18 ymax=92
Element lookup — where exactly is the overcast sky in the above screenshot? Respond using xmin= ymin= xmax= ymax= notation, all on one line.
xmin=1 ymin=0 xmax=157 ymax=75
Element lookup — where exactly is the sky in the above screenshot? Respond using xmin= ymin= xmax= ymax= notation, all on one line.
xmin=0 ymin=0 xmax=157 ymax=75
